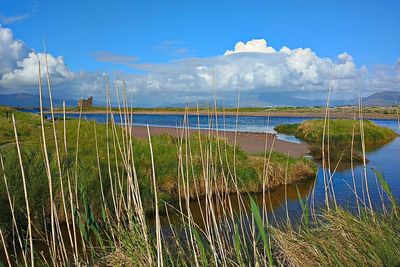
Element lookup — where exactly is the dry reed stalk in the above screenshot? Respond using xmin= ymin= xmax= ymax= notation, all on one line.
xmin=261 ymin=112 xmax=270 ymax=224
xmin=147 ymin=125 xmax=164 ymax=267
xmin=44 ymin=49 xmax=75 ymax=265
xmin=0 ymin=228 xmax=11 ymax=266
xmin=105 ymin=77 xmax=119 ymax=223
xmin=358 ymin=97 xmax=374 ymax=216
xmin=183 ymin=106 xmax=201 ymax=267
xmin=12 ymin=114 xmax=34 ymax=266
xmin=350 ymin=115 xmax=361 ymax=216
xmin=62 ymin=102 xmax=79 ymax=261
xmin=321 ymin=78 xmax=333 ymax=210
xmin=0 ymin=154 xmax=27 ymax=265
xmin=284 ymin=153 xmax=291 ymax=228
xmin=35 ymin=52 xmax=57 ymax=265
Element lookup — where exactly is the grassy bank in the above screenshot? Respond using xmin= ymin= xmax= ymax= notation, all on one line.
xmin=0 ymin=106 xmax=45 ymax=145
xmin=275 ymin=119 xmax=397 ymax=144
xmin=275 ymin=119 xmax=398 ymax=162
xmin=0 ymin=108 xmax=315 ymax=226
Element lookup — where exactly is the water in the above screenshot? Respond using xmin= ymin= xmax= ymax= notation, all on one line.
xmin=39 ymin=112 xmax=315 ymax=143
xmin=23 ymin=110 xmax=400 ymax=218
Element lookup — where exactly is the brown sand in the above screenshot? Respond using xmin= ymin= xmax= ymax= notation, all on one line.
xmin=131 ymin=125 xmax=310 ymax=158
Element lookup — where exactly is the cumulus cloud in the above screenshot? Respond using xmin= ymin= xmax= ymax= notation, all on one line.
xmin=0 ymin=26 xmax=399 ymax=107
xmin=224 ymin=39 xmax=276 ymax=55
xmin=0 ymin=26 xmax=28 ymax=75
xmin=127 ymin=44 xmax=359 ymax=95
xmin=1 ymin=52 xmax=75 ymax=88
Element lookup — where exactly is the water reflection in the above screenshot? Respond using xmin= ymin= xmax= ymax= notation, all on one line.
xmin=159 ymin=178 xmax=315 ymax=231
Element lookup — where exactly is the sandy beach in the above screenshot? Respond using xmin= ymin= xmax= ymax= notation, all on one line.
xmin=131 ymin=125 xmax=310 ymax=158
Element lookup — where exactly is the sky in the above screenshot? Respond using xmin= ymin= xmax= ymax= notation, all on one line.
xmin=0 ymin=0 xmax=399 ymax=106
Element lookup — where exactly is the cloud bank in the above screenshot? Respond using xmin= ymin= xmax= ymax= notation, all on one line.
xmin=0 ymin=26 xmax=399 ymax=106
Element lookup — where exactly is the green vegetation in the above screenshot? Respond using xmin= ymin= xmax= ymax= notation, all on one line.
xmin=275 ymin=119 xmax=398 ymax=162
xmin=275 ymin=119 xmax=398 ymax=144
xmin=272 ymin=208 xmax=400 ymax=266
xmin=274 ymin=123 xmax=300 ymax=135
xmin=0 ymin=106 xmax=399 ymax=266
xmin=97 ymin=204 xmax=400 ymax=266
xmin=0 ymin=106 xmax=45 ymax=145
xmin=291 ymin=119 xmax=397 ymax=144
xmin=0 ymin=108 xmax=315 ymax=226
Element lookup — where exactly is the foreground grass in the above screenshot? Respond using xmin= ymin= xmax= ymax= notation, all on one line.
xmin=272 ymin=208 xmax=400 ymax=266
xmin=100 ymin=208 xmax=400 ymax=267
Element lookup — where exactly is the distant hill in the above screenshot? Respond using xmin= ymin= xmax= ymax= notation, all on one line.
xmin=361 ymin=91 xmax=400 ymax=106
xmin=166 ymin=93 xmax=327 ymax=108
xmin=1 ymin=91 xmax=399 ymax=109
xmin=0 ymin=93 xmax=75 ymax=108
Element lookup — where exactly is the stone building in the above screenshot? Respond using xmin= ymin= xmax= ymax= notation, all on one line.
xmin=78 ymin=96 xmax=93 ymax=108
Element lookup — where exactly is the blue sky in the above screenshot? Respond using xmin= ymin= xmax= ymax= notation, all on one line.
xmin=0 ymin=0 xmax=399 ymax=106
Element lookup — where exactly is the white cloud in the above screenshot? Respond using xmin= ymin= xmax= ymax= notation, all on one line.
xmin=0 ymin=26 xmax=76 ymax=94
xmin=1 ymin=52 xmax=75 ymax=88
xmin=224 ymin=39 xmax=276 ymax=55
xmin=0 ymin=26 xmax=28 ymax=75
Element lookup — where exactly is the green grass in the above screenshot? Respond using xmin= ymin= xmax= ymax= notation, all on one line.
xmin=1 ymin=106 xmax=398 ymax=266
xmin=275 ymin=119 xmax=397 ymax=145
xmin=274 ymin=119 xmax=398 ymax=162
xmin=298 ymin=119 xmax=397 ymax=144
xmin=274 ymin=123 xmax=300 ymax=135
xmin=0 ymin=108 xmax=315 ymax=227
xmin=272 ymin=208 xmax=400 ymax=266
xmin=0 ymin=106 xmax=45 ymax=145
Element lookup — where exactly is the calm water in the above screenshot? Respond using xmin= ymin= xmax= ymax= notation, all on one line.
xmin=48 ymin=112 xmax=400 ymax=142
xmin=44 ymin=112 xmax=309 ymax=142
xmin=25 ymin=111 xmax=400 ymax=218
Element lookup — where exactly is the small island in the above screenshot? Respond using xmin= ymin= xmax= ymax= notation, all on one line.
xmin=275 ymin=119 xmax=398 ymax=162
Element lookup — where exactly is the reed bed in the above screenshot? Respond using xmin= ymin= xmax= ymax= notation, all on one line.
xmin=0 ymin=53 xmax=399 ymax=267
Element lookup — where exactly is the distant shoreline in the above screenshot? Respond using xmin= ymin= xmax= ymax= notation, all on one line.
xmin=42 ymin=109 xmax=400 ymax=120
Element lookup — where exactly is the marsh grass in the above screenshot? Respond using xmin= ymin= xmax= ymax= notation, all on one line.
xmin=275 ymin=119 xmax=398 ymax=163
xmin=0 ymin=116 xmax=314 ymax=225
xmin=0 ymin=56 xmax=399 ymax=266
xmin=272 ymin=208 xmax=400 ymax=266
xmin=275 ymin=119 xmax=397 ymax=145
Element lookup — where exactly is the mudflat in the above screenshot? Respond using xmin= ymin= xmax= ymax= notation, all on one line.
xmin=131 ymin=125 xmax=310 ymax=158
